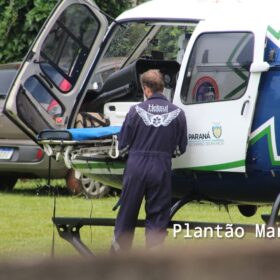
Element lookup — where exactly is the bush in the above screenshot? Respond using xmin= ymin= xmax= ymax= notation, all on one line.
xmin=0 ymin=0 xmax=132 ymax=63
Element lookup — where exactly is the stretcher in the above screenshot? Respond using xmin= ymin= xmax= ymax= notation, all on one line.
xmin=37 ymin=126 xmax=122 ymax=169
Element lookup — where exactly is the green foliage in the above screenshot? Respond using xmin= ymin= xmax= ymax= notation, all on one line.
xmin=0 ymin=0 xmax=132 ymax=64
xmin=95 ymin=0 xmax=132 ymax=18
xmin=142 ymin=26 xmax=188 ymax=60
xmin=105 ymin=22 xmax=150 ymax=58
xmin=0 ymin=181 xmax=271 ymax=258
xmin=0 ymin=0 xmax=57 ymax=63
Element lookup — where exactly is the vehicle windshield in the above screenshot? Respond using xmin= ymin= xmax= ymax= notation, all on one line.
xmin=89 ymin=21 xmax=191 ymax=90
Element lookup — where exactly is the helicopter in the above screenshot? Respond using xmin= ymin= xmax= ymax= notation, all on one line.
xmin=4 ymin=0 xmax=280 ymax=255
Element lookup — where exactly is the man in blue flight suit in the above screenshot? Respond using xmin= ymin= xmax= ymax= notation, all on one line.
xmin=111 ymin=69 xmax=187 ymax=252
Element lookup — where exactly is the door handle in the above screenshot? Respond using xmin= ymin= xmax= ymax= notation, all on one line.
xmin=241 ymin=100 xmax=250 ymax=115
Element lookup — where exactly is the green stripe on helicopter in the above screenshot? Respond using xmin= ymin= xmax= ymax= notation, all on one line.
xmin=227 ymin=33 xmax=251 ymax=81
xmin=267 ymin=26 xmax=280 ymax=50
xmin=249 ymin=118 xmax=280 ymax=166
xmin=267 ymin=26 xmax=280 ymax=41
xmin=224 ymin=33 xmax=251 ymax=99
xmin=73 ymin=158 xmax=245 ymax=173
xmin=189 ymin=160 xmax=245 ymax=171
xmin=72 ymin=161 xmax=125 ymax=175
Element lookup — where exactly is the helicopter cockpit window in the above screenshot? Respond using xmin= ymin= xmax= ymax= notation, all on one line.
xmin=181 ymin=32 xmax=254 ymax=104
xmin=39 ymin=4 xmax=100 ymax=93
xmin=90 ymin=22 xmax=152 ymax=90
xmin=89 ymin=22 xmax=193 ymax=92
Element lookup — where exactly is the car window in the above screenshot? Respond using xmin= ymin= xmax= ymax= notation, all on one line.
xmin=24 ymin=76 xmax=63 ymax=117
xmin=0 ymin=68 xmax=18 ymax=96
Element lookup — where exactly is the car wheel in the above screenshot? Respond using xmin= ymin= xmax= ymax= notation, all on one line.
xmin=80 ymin=175 xmax=109 ymax=198
xmin=0 ymin=176 xmax=17 ymax=191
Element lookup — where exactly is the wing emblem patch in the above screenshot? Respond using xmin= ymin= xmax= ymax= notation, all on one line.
xmin=135 ymin=106 xmax=180 ymax=127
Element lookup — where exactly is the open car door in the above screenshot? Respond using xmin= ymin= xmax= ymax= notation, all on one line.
xmin=4 ymin=0 xmax=108 ymax=141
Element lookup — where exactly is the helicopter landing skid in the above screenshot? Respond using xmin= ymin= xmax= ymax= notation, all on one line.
xmin=53 ymin=194 xmax=259 ymax=258
xmin=53 ymin=193 xmax=280 ymax=257
xmin=53 ymin=217 xmax=257 ymax=257
xmin=261 ymin=193 xmax=280 ymax=226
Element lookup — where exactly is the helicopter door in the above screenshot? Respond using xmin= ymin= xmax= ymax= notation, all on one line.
xmin=175 ymin=24 xmax=268 ymax=172
xmin=4 ymin=0 xmax=108 ymax=142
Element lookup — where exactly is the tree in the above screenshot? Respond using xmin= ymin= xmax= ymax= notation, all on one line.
xmin=0 ymin=0 xmax=132 ymax=63
xmin=96 ymin=0 xmax=132 ymax=17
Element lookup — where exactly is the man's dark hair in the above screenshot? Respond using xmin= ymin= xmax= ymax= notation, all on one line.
xmin=140 ymin=69 xmax=164 ymax=93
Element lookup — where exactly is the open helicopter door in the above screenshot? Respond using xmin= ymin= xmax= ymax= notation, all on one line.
xmin=4 ymin=0 xmax=108 ymax=142
xmin=174 ymin=19 xmax=269 ymax=172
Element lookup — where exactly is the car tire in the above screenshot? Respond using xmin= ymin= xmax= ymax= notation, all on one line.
xmin=0 ymin=176 xmax=17 ymax=191
xmin=80 ymin=175 xmax=110 ymax=198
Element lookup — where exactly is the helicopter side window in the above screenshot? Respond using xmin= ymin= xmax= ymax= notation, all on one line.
xmin=181 ymin=32 xmax=254 ymax=104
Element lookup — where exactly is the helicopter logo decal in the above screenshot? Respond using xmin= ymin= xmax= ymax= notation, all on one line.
xmin=212 ymin=123 xmax=222 ymax=139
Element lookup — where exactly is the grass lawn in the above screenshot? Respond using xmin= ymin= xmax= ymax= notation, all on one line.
xmin=0 ymin=179 xmax=273 ymax=260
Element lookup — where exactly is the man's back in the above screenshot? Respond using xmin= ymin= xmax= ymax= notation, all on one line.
xmin=119 ymin=93 xmax=187 ymax=157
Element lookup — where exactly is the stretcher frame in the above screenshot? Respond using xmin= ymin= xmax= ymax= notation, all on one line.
xmin=39 ymin=135 xmax=119 ymax=169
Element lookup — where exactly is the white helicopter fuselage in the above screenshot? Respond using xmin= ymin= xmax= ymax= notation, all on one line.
xmin=5 ymin=0 xmax=280 ymax=205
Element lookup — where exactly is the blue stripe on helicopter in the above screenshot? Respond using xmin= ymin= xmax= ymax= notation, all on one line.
xmin=247 ymin=37 xmax=280 ymax=171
